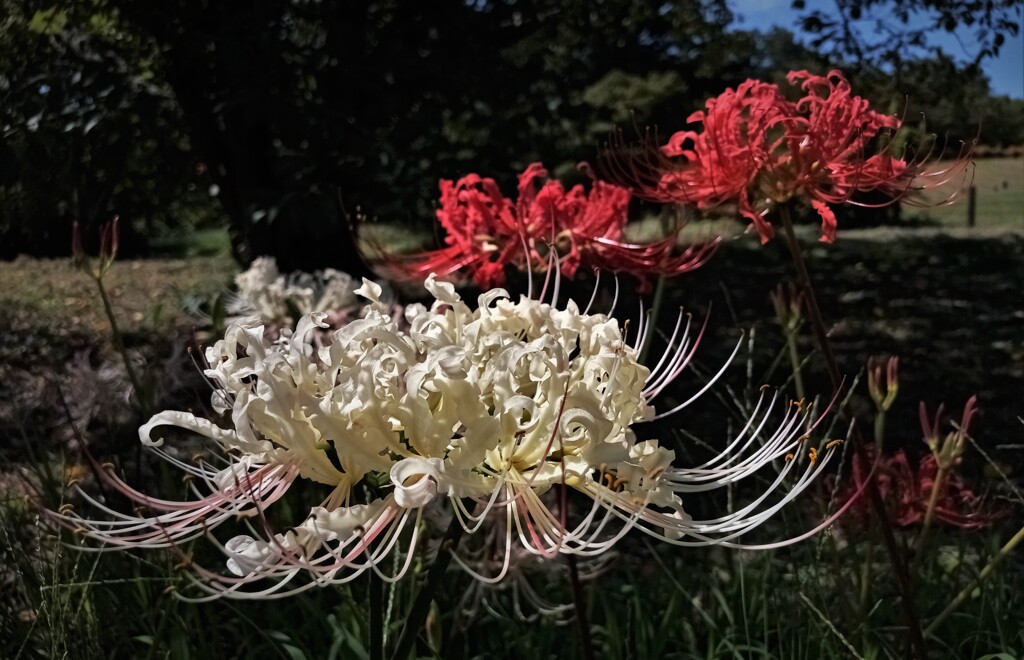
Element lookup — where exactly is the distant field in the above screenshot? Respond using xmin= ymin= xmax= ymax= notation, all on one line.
xmin=150 ymin=157 xmax=1023 ymax=261
xmin=903 ymin=156 xmax=1024 ymax=228
xmin=358 ymin=157 xmax=1023 ymax=251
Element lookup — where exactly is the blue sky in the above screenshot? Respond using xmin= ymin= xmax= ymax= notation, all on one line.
xmin=729 ymin=0 xmax=1023 ymax=98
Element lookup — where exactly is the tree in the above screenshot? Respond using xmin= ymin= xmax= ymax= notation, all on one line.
xmin=0 ymin=2 xmax=210 ymax=257
xmin=795 ymin=0 xmax=1023 ymax=68
xmin=101 ymin=0 xmax=742 ymax=272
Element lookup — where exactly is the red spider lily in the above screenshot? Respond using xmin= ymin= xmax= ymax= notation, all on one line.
xmin=601 ymin=70 xmax=971 ymax=244
xmin=391 ymin=163 xmax=718 ymax=289
xmin=774 ymin=70 xmax=902 ymax=242
xmin=656 ymin=79 xmax=792 ymax=242
xmin=834 ymin=446 xmax=999 ymax=530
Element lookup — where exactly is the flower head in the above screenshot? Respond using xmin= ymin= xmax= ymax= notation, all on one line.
xmin=657 ymin=80 xmax=792 ymax=241
xmin=53 ymin=275 xmax=841 ymax=598
xmin=604 ymin=70 xmax=970 ymax=243
xmin=834 ymin=446 xmax=998 ymax=530
xmin=228 ymin=256 xmax=361 ymax=329
xmin=393 ymin=163 xmax=716 ymax=289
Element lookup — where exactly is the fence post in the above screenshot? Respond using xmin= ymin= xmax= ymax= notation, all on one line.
xmin=967 ymin=185 xmax=977 ymax=228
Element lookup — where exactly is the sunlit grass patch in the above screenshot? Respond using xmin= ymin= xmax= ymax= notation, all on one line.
xmin=903 ymin=157 xmax=1024 ymax=229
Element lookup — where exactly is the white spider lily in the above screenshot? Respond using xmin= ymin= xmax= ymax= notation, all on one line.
xmin=227 ymin=256 xmax=361 ymax=327
xmin=53 ymin=272 xmax=841 ymax=599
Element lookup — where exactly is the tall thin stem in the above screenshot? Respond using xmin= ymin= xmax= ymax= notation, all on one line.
xmin=857 ymin=539 xmax=874 ymax=650
xmin=95 ymin=274 xmax=150 ymax=414
xmin=567 ymin=553 xmax=595 ymax=660
xmin=391 ymin=514 xmax=465 ymax=660
xmin=777 ymin=206 xmax=840 ymax=387
xmin=558 ymin=483 xmax=594 ymax=660
xmin=925 ymin=524 xmax=1024 ymax=636
xmin=911 ymin=465 xmax=949 ymax=576
xmin=638 ymin=273 xmax=668 ymax=365
xmin=370 ymin=572 xmax=383 ymax=660
xmin=777 ymin=205 xmax=927 ymax=659
xmin=783 ymin=327 xmax=806 ymax=402
xmin=873 ymin=411 xmax=887 ymax=449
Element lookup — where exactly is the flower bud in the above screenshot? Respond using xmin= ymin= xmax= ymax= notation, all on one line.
xmin=867 ymin=356 xmax=899 ymax=412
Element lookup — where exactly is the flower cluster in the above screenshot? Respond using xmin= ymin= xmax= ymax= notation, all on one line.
xmin=610 ymin=70 xmax=966 ymax=243
xmin=835 ymin=447 xmax=998 ymax=530
xmin=54 ymin=275 xmax=839 ymax=598
xmin=395 ymin=163 xmax=716 ymax=289
xmin=228 ymin=256 xmax=360 ymax=328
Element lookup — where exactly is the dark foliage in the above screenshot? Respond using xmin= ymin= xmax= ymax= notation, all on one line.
xmin=1 ymin=1 xmax=1020 ymax=263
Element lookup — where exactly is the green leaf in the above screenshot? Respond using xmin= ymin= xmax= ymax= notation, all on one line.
xmin=28 ymin=8 xmax=68 ymax=35
xmin=281 ymin=644 xmax=308 ymax=660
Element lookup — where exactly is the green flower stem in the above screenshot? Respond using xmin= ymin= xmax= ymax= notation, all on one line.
xmin=874 ymin=410 xmax=887 ymax=449
xmin=911 ymin=464 xmax=950 ymax=576
xmin=567 ymin=552 xmax=595 ymax=660
xmin=777 ymin=205 xmax=927 ymax=659
xmin=144 ymin=592 xmax=178 ymax=660
xmin=638 ymin=273 xmax=668 ymax=366
xmin=391 ymin=513 xmax=465 ymax=660
xmin=857 ymin=539 xmax=874 ymax=650
xmin=777 ymin=206 xmax=841 ymax=387
xmin=925 ymin=524 xmax=1024 ymax=636
xmin=784 ymin=325 xmax=806 ymax=402
xmin=557 ymin=483 xmax=593 ymax=660
xmin=94 ymin=273 xmax=150 ymax=415
xmin=370 ymin=572 xmax=383 ymax=660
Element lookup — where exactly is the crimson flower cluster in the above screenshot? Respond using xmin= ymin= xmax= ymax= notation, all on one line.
xmin=395 ymin=163 xmax=716 ymax=288
xmin=620 ymin=70 xmax=962 ymax=243
xmin=837 ymin=447 xmax=998 ymax=530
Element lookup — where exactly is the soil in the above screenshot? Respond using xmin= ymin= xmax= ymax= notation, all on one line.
xmin=0 ymin=256 xmax=235 ymax=462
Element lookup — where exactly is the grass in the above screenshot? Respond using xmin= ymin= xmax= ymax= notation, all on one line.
xmin=148 ymin=228 xmax=233 ymax=259
xmin=903 ymin=157 xmax=1024 ymax=229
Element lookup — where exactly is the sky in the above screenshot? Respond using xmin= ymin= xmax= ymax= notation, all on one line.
xmin=729 ymin=0 xmax=1024 ymax=98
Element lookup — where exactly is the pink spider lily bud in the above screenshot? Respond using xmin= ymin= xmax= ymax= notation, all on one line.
xmin=599 ymin=69 xmax=972 ymax=244
xmin=71 ymin=216 xmax=121 ymax=278
xmin=867 ymin=356 xmax=899 ymax=412
xmin=102 ymin=215 xmax=120 ymax=263
xmin=386 ymin=163 xmax=717 ymax=289
xmin=919 ymin=396 xmax=979 ymax=467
